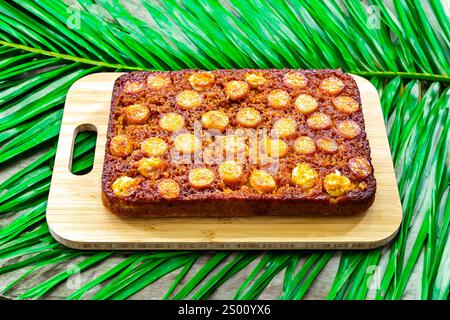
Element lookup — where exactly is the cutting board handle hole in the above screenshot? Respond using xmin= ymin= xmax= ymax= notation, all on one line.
xmin=70 ymin=124 xmax=97 ymax=175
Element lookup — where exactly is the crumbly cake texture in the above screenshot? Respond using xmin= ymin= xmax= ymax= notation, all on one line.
xmin=101 ymin=69 xmax=376 ymax=217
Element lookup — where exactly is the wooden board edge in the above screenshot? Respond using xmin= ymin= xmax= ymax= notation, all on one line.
xmin=47 ymin=220 xmax=400 ymax=250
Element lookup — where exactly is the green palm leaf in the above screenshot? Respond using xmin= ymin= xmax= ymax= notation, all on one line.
xmin=0 ymin=0 xmax=448 ymax=300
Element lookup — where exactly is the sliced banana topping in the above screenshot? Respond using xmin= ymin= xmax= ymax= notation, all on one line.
xmin=348 ymin=157 xmax=372 ymax=179
xmin=110 ymin=135 xmax=134 ymax=157
xmin=141 ymin=137 xmax=168 ymax=157
xmin=202 ymin=110 xmax=229 ymax=131
xmin=268 ymin=89 xmax=291 ymax=109
xmin=219 ymin=160 xmax=244 ymax=184
xmin=291 ymin=163 xmax=319 ymax=190
xmin=337 ymin=120 xmax=361 ymax=139
xmin=316 ymin=137 xmax=338 ymax=154
xmin=159 ymin=113 xmax=185 ymax=132
xmin=249 ymin=170 xmax=276 ymax=193
xmin=236 ymin=107 xmax=262 ymax=128
xmin=176 ymin=90 xmax=202 ymax=109
xmin=138 ymin=157 xmax=167 ymax=179
xmin=112 ymin=176 xmax=140 ymax=198
xmin=174 ymin=133 xmax=201 ymax=154
xmin=147 ymin=75 xmax=171 ymax=90
xmin=293 ymin=136 xmax=316 ymax=155
xmin=225 ymin=80 xmax=249 ymax=100
xmin=321 ymin=76 xmax=345 ymax=95
xmin=294 ymin=94 xmax=318 ymax=114
xmin=189 ymin=167 xmax=215 ymax=189
xmin=332 ymin=96 xmax=359 ymax=114
xmin=245 ymin=72 xmax=266 ymax=88
xmin=272 ymin=117 xmax=297 ymax=138
xmin=125 ymin=104 xmax=149 ymax=125
xmin=188 ymin=72 xmax=215 ymax=91
xmin=124 ymin=81 xmax=145 ymax=93
xmin=157 ymin=179 xmax=180 ymax=200
xmin=266 ymin=138 xmax=289 ymax=159
xmin=307 ymin=112 xmax=332 ymax=130
xmin=283 ymin=72 xmax=307 ymax=88
xmin=323 ymin=171 xmax=354 ymax=197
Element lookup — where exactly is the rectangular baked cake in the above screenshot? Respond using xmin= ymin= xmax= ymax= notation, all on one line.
xmin=101 ymin=69 xmax=376 ymax=216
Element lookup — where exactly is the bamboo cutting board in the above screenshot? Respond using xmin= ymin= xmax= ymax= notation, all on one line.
xmin=46 ymin=72 xmax=402 ymax=250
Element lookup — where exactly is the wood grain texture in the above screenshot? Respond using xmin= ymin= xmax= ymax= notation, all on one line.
xmin=46 ymin=72 xmax=402 ymax=250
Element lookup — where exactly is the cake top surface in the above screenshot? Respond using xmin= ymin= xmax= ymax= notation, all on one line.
xmin=102 ymin=69 xmax=375 ymax=203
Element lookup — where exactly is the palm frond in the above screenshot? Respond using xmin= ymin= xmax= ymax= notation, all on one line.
xmin=0 ymin=0 xmax=448 ymax=300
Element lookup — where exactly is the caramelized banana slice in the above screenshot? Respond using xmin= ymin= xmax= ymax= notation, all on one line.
xmin=307 ymin=112 xmax=332 ymax=130
xmin=272 ymin=117 xmax=297 ymax=138
xmin=249 ymin=170 xmax=276 ymax=193
xmin=189 ymin=167 xmax=215 ymax=189
xmin=348 ymin=157 xmax=372 ymax=179
xmin=202 ymin=110 xmax=229 ymax=131
xmin=189 ymin=72 xmax=215 ymax=91
xmin=141 ymin=137 xmax=168 ymax=157
xmin=174 ymin=133 xmax=201 ymax=154
xmin=321 ymin=76 xmax=345 ymax=95
xmin=332 ymin=96 xmax=359 ymax=114
xmin=112 ymin=176 xmax=140 ymax=198
xmin=138 ymin=157 xmax=167 ymax=179
xmin=283 ymin=72 xmax=307 ymax=88
xmin=245 ymin=72 xmax=266 ymax=88
xmin=147 ymin=75 xmax=171 ymax=90
xmin=124 ymin=81 xmax=145 ymax=93
xmin=291 ymin=163 xmax=319 ymax=190
xmin=125 ymin=104 xmax=149 ymax=125
xmin=236 ymin=108 xmax=262 ymax=128
xmin=294 ymin=94 xmax=318 ymax=114
xmin=110 ymin=135 xmax=133 ymax=157
xmin=158 ymin=179 xmax=180 ymax=200
xmin=266 ymin=138 xmax=289 ymax=159
xmin=268 ymin=89 xmax=291 ymax=109
xmin=337 ymin=120 xmax=361 ymax=139
xmin=159 ymin=113 xmax=185 ymax=132
xmin=176 ymin=90 xmax=202 ymax=109
xmin=219 ymin=161 xmax=244 ymax=184
xmin=316 ymin=137 xmax=338 ymax=154
xmin=293 ymin=136 xmax=316 ymax=155
xmin=323 ymin=171 xmax=354 ymax=197
xmin=225 ymin=81 xmax=249 ymax=100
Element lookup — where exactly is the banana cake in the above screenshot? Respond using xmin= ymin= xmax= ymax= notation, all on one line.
xmin=101 ymin=69 xmax=376 ymax=216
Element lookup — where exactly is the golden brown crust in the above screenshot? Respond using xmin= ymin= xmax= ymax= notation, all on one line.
xmin=102 ymin=69 xmax=376 ymax=217
xmin=101 ymin=191 xmax=375 ymax=217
